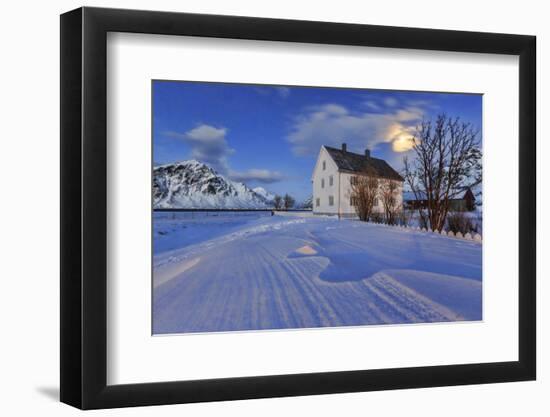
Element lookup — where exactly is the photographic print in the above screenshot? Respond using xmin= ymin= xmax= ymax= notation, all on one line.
xmin=152 ymin=81 xmax=482 ymax=335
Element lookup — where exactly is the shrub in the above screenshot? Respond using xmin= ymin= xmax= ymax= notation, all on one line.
xmin=447 ymin=211 xmax=476 ymax=235
xmin=396 ymin=210 xmax=412 ymax=227
xmin=418 ymin=211 xmax=429 ymax=230
xmin=370 ymin=211 xmax=384 ymax=223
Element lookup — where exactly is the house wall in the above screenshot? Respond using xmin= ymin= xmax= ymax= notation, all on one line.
xmin=338 ymin=172 xmax=404 ymax=217
xmin=312 ymin=147 xmax=341 ymax=215
xmin=312 ymin=147 xmax=404 ymax=217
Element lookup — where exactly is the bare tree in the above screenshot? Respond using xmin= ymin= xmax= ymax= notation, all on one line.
xmin=402 ymin=114 xmax=481 ymax=231
xmin=273 ymin=195 xmax=283 ymax=210
xmin=349 ymin=167 xmax=379 ymax=221
xmin=380 ymin=179 xmax=400 ymax=225
xmin=283 ymin=194 xmax=295 ymax=210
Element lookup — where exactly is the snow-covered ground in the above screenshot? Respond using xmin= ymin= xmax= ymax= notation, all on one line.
xmin=154 ymin=211 xmax=273 ymax=253
xmin=153 ymin=213 xmax=482 ymax=334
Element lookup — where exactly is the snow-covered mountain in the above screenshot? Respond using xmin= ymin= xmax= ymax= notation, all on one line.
xmin=300 ymin=195 xmax=313 ymax=209
xmin=252 ymin=187 xmax=275 ymax=203
xmin=153 ymin=160 xmax=274 ymax=209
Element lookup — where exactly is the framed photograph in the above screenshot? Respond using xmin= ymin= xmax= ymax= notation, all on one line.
xmin=60 ymin=7 xmax=536 ymax=409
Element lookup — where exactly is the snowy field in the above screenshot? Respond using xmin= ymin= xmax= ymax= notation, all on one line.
xmin=153 ymin=212 xmax=482 ymax=334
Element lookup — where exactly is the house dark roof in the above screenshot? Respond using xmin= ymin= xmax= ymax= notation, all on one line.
xmin=403 ymin=191 xmax=427 ymax=201
xmin=403 ymin=187 xmax=476 ymax=202
xmin=324 ymin=146 xmax=404 ymax=181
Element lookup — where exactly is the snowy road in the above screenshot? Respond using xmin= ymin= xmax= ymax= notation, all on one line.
xmin=153 ymin=215 xmax=482 ymax=334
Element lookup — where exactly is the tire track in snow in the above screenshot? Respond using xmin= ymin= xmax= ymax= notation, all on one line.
xmin=364 ymin=274 xmax=460 ymax=322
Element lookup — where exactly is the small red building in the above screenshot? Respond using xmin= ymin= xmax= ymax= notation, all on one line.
xmin=403 ymin=187 xmax=476 ymax=212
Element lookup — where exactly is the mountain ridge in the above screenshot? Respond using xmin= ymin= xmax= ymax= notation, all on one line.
xmin=153 ymin=160 xmax=275 ymax=209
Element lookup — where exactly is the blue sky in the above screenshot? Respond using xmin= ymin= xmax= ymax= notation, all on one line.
xmin=153 ymin=80 xmax=482 ymax=202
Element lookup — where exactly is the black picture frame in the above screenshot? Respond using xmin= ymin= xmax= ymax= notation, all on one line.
xmin=60 ymin=6 xmax=536 ymax=410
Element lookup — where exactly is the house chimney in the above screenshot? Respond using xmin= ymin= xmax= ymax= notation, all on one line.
xmin=342 ymin=143 xmax=347 ymax=153
xmin=365 ymin=148 xmax=371 ymax=158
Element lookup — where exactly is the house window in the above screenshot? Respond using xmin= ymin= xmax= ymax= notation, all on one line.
xmin=329 ymin=196 xmax=334 ymax=206
xmin=350 ymin=176 xmax=358 ymax=185
xmin=315 ymin=198 xmax=320 ymax=207
xmin=321 ymin=178 xmax=325 ymax=188
xmin=322 ymin=160 xmax=326 ymax=170
xmin=374 ymin=198 xmax=379 ymax=207
xmin=350 ymin=196 xmax=358 ymax=206
xmin=329 ymin=175 xmax=333 ymax=186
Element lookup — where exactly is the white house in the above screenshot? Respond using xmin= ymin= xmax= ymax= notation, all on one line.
xmin=311 ymin=144 xmax=404 ymax=217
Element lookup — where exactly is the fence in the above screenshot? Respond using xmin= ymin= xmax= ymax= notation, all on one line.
xmin=370 ymin=222 xmax=482 ymax=242
xmin=274 ymin=210 xmax=482 ymax=242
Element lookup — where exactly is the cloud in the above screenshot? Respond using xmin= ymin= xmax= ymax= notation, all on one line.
xmin=229 ymin=169 xmax=285 ymax=184
xmin=254 ymin=86 xmax=291 ymax=98
xmin=384 ymin=97 xmax=399 ymax=107
xmin=185 ymin=124 xmax=227 ymax=142
xmin=364 ymin=100 xmax=381 ymax=111
xmin=165 ymin=124 xmax=233 ymax=173
xmin=275 ymin=87 xmax=291 ymax=98
xmin=386 ymin=123 xmax=416 ymax=152
xmin=287 ymin=102 xmax=426 ymax=156
xmin=165 ymin=124 xmax=284 ymax=185
xmin=254 ymin=87 xmax=270 ymax=96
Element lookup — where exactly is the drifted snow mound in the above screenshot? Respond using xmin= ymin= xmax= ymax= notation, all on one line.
xmin=153 ymin=160 xmax=274 ymax=209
